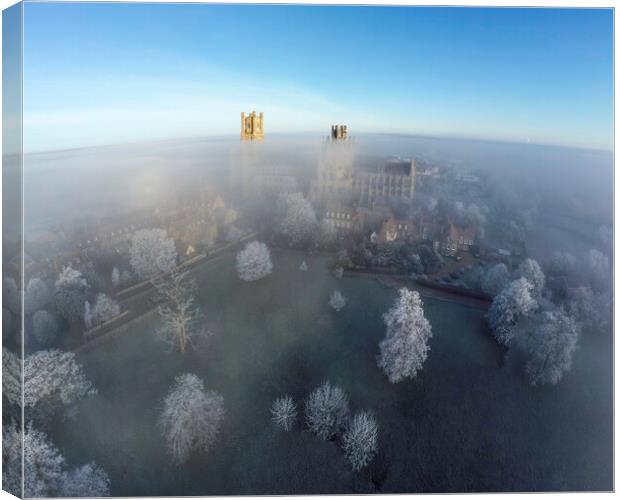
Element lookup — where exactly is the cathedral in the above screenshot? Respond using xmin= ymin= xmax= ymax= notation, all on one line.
xmin=311 ymin=125 xmax=416 ymax=208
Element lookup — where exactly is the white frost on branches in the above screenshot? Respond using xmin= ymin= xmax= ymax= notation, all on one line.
xmin=61 ymin=462 xmax=111 ymax=497
xmin=160 ymin=373 xmax=225 ymax=465
xmin=2 ymin=348 xmax=21 ymax=408
xmin=584 ymin=248 xmax=611 ymax=291
xmin=342 ymin=411 xmax=379 ymax=471
xmin=236 ymin=240 xmax=273 ymax=282
xmin=154 ymin=270 xmax=206 ymax=353
xmin=3 ymin=424 xmax=110 ymax=498
xmin=304 ymin=381 xmax=350 ymax=440
xmin=3 ymin=348 xmax=94 ymax=410
xmin=328 ymin=290 xmax=346 ymax=311
xmin=33 ymin=310 xmax=59 ymax=346
xmin=24 ymin=278 xmax=51 ymax=315
xmin=130 ymin=228 xmax=177 ymax=280
xmin=91 ymin=293 xmax=121 ymax=326
xmin=111 ymin=267 xmax=121 ymax=288
xmin=515 ymin=258 xmax=545 ymax=296
xmin=55 ymin=267 xmax=89 ymax=323
xmin=481 ymin=263 xmax=509 ymax=296
xmin=270 ymin=395 xmax=297 ymax=431
xmin=3 ymin=423 xmax=65 ymax=498
xmin=275 ymin=192 xmax=318 ymax=246
xmin=487 ymin=278 xmax=537 ymax=346
xmin=377 ymin=288 xmax=433 ymax=383
xmin=546 ymin=251 xmax=577 ymax=277
xmin=2 ymin=277 xmax=20 ymax=315
xmin=517 ymin=309 xmax=580 ymax=386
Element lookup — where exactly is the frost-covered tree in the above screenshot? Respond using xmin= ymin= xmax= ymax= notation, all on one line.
xmin=3 ymin=423 xmax=110 ymax=498
xmin=305 ymin=381 xmax=350 ymax=440
xmin=130 ymin=228 xmax=177 ymax=280
xmin=160 ymin=373 xmax=225 ymax=465
xmin=2 ymin=277 xmax=20 ymax=315
xmin=120 ymin=269 xmax=133 ymax=287
xmin=225 ymin=225 xmax=244 ymax=244
xmin=32 ymin=310 xmax=59 ymax=346
xmin=465 ymin=202 xmax=487 ymax=227
xmin=111 ymin=267 xmax=121 ymax=288
xmin=275 ymin=192 xmax=318 ymax=246
xmin=584 ymin=248 xmax=611 ymax=292
xmin=3 ymin=308 xmax=12 ymax=341
xmin=377 ymin=288 xmax=433 ymax=383
xmin=55 ymin=266 xmax=89 ymax=323
xmin=61 ymin=462 xmax=111 ymax=497
xmin=342 ymin=411 xmax=379 ymax=472
xmin=487 ymin=278 xmax=537 ymax=346
xmin=299 ymin=260 xmax=308 ymax=272
xmin=317 ymin=220 xmax=337 ymax=247
xmin=328 ymin=290 xmax=346 ymax=312
xmin=3 ymin=348 xmax=94 ymax=417
xmin=3 ymin=423 xmax=66 ymax=498
xmin=2 ymin=348 xmax=21 ymax=409
xmin=481 ymin=263 xmax=509 ymax=296
xmin=24 ymin=278 xmax=51 ymax=315
xmin=567 ymin=288 xmax=612 ymax=333
xmin=91 ymin=293 xmax=120 ymax=326
xmin=84 ymin=301 xmax=93 ymax=329
xmin=515 ymin=258 xmax=545 ymax=296
xmin=546 ymin=251 xmax=577 ymax=277
xmin=236 ymin=240 xmax=273 ymax=282
xmin=270 ymin=395 xmax=297 ymax=431
xmin=154 ymin=270 xmax=206 ymax=353
xmin=516 ymin=309 xmax=580 ymax=386
xmin=452 ymin=201 xmax=487 ymax=228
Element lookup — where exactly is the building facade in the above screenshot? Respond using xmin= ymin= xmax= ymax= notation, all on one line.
xmin=241 ymin=111 xmax=264 ymax=140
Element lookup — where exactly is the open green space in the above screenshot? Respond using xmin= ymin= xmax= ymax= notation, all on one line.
xmin=50 ymin=250 xmax=612 ymax=494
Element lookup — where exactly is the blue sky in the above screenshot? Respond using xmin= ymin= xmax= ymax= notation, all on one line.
xmin=20 ymin=3 xmax=613 ymax=152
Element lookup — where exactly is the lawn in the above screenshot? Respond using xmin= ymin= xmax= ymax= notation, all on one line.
xmin=50 ymin=249 xmax=612 ymax=495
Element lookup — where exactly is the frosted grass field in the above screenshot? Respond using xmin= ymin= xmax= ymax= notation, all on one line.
xmin=50 ymin=250 xmax=612 ymax=495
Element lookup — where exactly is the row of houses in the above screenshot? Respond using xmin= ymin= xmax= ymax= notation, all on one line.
xmin=378 ymin=215 xmax=477 ymax=257
xmin=321 ymin=200 xmax=478 ymax=258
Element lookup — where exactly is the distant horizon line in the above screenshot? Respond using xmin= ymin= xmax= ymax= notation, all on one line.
xmin=18 ymin=131 xmax=613 ymax=157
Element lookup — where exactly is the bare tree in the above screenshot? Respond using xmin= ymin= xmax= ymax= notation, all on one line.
xmin=342 ymin=411 xmax=379 ymax=471
xmin=154 ymin=270 xmax=207 ymax=354
xmin=270 ymin=395 xmax=297 ymax=431
xmin=160 ymin=373 xmax=225 ymax=465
